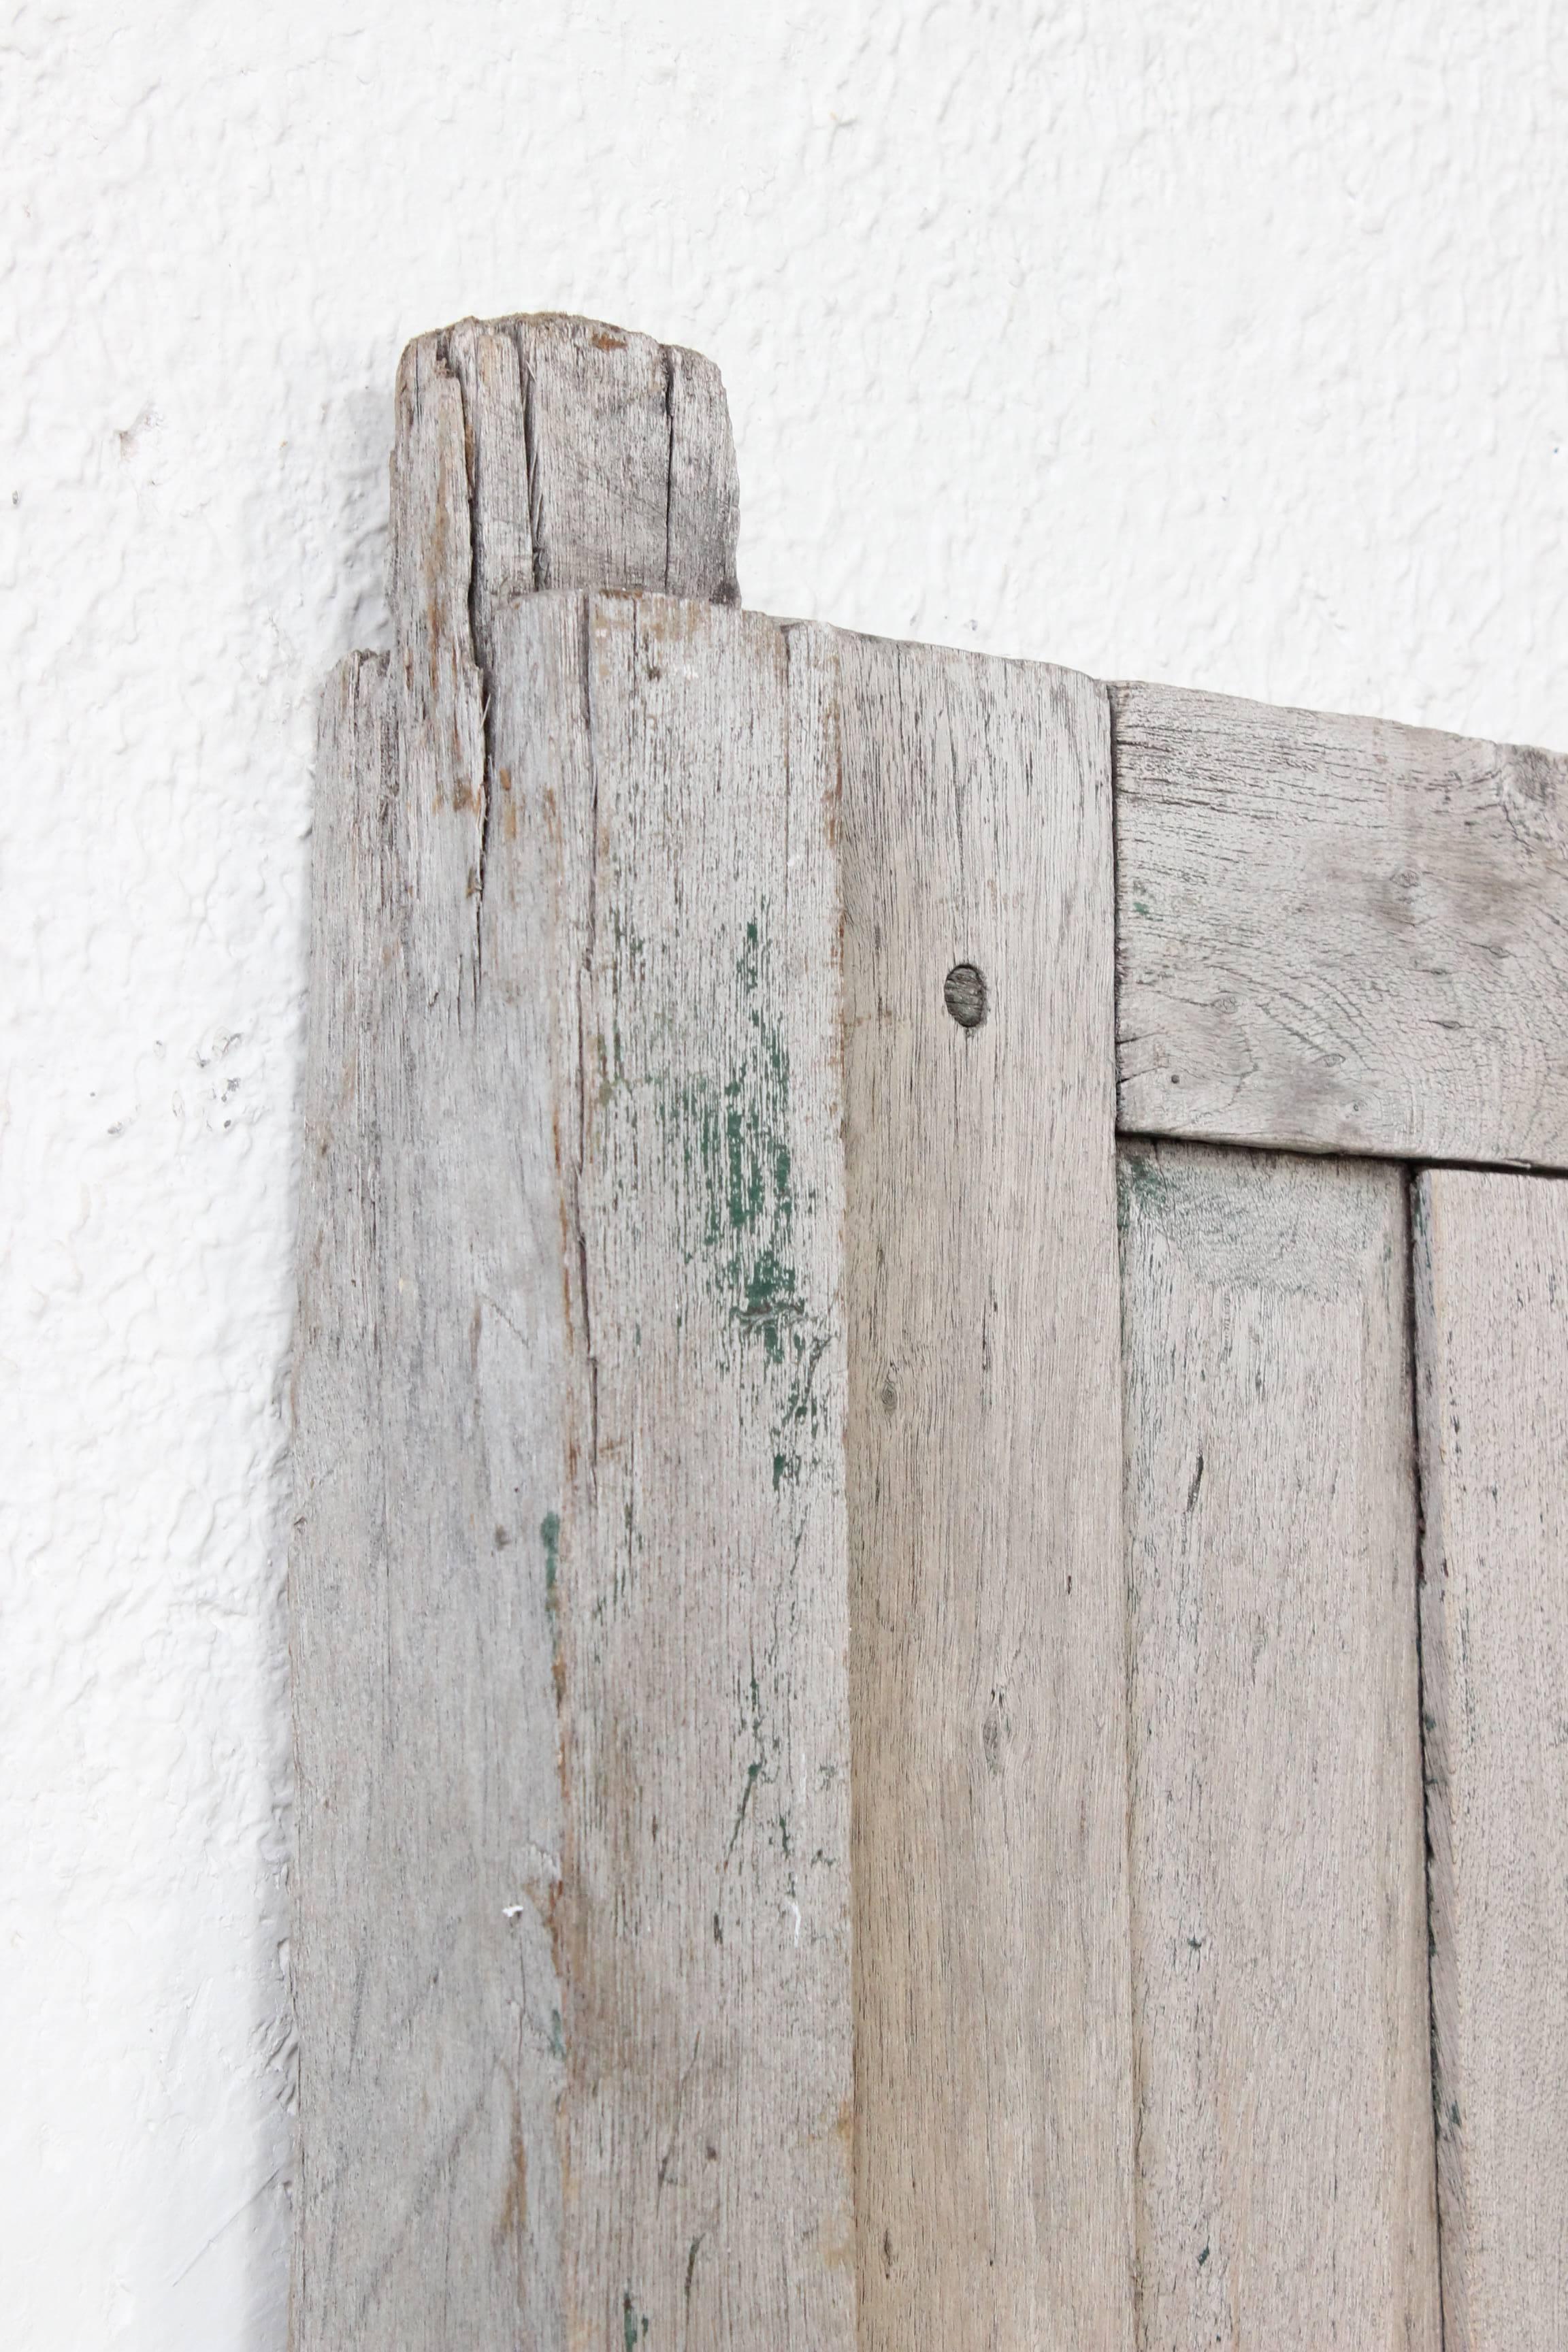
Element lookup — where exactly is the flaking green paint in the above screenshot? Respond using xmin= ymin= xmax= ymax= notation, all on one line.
xmin=647 ymin=909 xmax=835 ymax=1493
xmin=542 ymin=1514 xmax=565 ymax=1702
xmin=1117 ymin=1149 xmax=1176 ymax=1231
xmin=654 ymin=912 xmax=802 ymax=1365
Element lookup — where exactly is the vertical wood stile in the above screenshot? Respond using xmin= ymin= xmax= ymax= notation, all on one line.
xmin=1120 ymin=1141 xmax=1439 ymax=2348
xmin=1416 ymin=1168 xmax=1568 ymax=2350
xmin=291 ymin=323 xmax=849 ymax=2348
xmin=500 ymin=593 xmax=855 ymax=2351
xmin=834 ymin=636 xmax=1135 ymax=2349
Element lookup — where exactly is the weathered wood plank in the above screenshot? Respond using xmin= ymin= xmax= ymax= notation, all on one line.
xmin=293 ymin=333 xmax=516 ymax=2345
xmin=293 ymin=589 xmax=854 ymax=2347
xmin=290 ymin=642 xmax=404 ymax=2336
xmin=1115 ymin=682 xmax=1568 ymax=1166
xmin=532 ymin=593 xmax=854 ymax=2349
xmin=1416 ymin=1167 xmax=1568 ymax=2349
xmin=836 ymin=636 xmax=1134 ymax=2347
xmin=1120 ymin=1141 xmax=1439 ymax=2348
xmin=291 ymin=312 xmax=838 ymax=2345
xmin=419 ymin=311 xmax=740 ymax=623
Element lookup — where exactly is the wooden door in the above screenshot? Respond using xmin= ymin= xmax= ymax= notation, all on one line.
xmin=1111 ymin=691 xmax=1568 ymax=2349
xmin=291 ymin=315 xmax=1568 ymax=2349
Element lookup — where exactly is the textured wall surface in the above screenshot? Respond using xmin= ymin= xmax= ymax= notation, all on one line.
xmin=3 ymin=3 xmax=1566 ymax=2343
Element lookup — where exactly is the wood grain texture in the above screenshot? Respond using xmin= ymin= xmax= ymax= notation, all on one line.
xmin=291 ymin=319 xmax=843 ymax=2345
xmin=835 ymin=634 xmax=1134 ymax=2348
xmin=1120 ymin=1141 xmax=1439 ymax=2349
xmin=530 ymin=594 xmax=855 ymax=2352
xmin=293 ymin=337 xmax=516 ymax=2345
xmin=426 ymin=310 xmax=740 ymax=611
xmin=1416 ymin=1168 xmax=1568 ymax=2350
xmin=1115 ymin=681 xmax=1568 ymax=1166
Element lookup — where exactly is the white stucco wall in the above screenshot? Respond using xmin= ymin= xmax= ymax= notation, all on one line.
xmin=4 ymin=3 xmax=1565 ymax=2342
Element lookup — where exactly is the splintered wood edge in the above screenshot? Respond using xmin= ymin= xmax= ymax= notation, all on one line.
xmin=397 ymin=310 xmax=740 ymax=622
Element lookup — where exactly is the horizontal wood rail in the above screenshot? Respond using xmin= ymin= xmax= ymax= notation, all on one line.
xmin=1115 ymin=680 xmax=1568 ymax=1169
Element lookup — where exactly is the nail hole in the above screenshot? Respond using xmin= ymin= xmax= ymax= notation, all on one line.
xmin=943 ymin=962 xmax=987 ymax=1028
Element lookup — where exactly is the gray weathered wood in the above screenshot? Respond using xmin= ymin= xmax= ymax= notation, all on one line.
xmin=1115 ymin=682 xmax=1568 ymax=1166
xmin=836 ymin=636 xmax=1134 ymax=2347
xmin=1416 ymin=1167 xmax=1568 ymax=2349
xmin=1120 ymin=1141 xmax=1439 ymax=2347
xmin=293 ymin=336 xmax=516 ymax=2345
xmin=434 ymin=310 xmax=740 ymax=613
xmin=291 ymin=323 xmax=845 ymax=2347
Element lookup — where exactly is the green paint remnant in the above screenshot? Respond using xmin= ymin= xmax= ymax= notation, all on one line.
xmin=646 ymin=908 xmax=842 ymax=1482
xmin=1133 ymin=898 xmax=1152 ymax=917
xmin=542 ymin=1515 xmax=566 ymax=1708
xmin=782 ymin=1326 xmax=830 ymax=1432
xmin=1117 ymin=1149 xmax=1175 ymax=1230
xmin=622 ymin=2291 xmax=649 ymax=2347
xmin=725 ymin=1095 xmax=767 ymax=1235
xmin=550 ymin=2008 xmax=565 ymax=2059
xmin=653 ymin=910 xmax=802 ymax=1371
xmin=739 ymin=1249 xmax=802 ymax=1364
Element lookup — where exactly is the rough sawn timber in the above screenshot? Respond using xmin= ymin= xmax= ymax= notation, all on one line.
xmin=1115 ymin=681 xmax=1568 ymax=1168
xmin=836 ymin=634 xmax=1135 ymax=2349
xmin=1119 ymin=1140 xmax=1439 ymax=2348
xmin=427 ymin=308 xmax=739 ymax=623
xmin=1416 ymin=1167 xmax=1568 ymax=2350
xmin=291 ymin=324 xmax=851 ymax=2349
